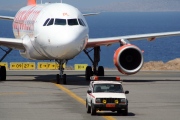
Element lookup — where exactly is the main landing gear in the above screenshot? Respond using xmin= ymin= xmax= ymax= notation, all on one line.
xmin=0 ymin=66 xmax=6 ymax=81
xmin=84 ymin=46 xmax=104 ymax=80
xmin=56 ymin=60 xmax=66 ymax=84
xmin=0 ymin=47 xmax=12 ymax=81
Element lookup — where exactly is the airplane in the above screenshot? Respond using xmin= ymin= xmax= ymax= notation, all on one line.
xmin=0 ymin=0 xmax=180 ymax=84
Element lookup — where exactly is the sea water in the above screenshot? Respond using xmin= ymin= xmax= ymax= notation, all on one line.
xmin=0 ymin=11 xmax=180 ymax=68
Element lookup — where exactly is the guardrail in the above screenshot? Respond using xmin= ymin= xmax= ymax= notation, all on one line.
xmin=0 ymin=62 xmax=88 ymax=70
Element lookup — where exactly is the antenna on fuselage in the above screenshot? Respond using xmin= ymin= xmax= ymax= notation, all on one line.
xmin=61 ymin=0 xmax=63 ymax=3
xmin=41 ymin=0 xmax=43 ymax=4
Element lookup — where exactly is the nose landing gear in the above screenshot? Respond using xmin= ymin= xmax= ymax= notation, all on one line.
xmin=56 ymin=60 xmax=66 ymax=84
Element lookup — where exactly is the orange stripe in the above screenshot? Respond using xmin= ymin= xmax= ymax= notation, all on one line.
xmin=89 ymin=93 xmax=95 ymax=98
xmin=28 ymin=0 xmax=36 ymax=5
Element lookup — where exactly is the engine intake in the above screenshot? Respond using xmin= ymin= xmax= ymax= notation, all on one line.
xmin=114 ymin=44 xmax=144 ymax=75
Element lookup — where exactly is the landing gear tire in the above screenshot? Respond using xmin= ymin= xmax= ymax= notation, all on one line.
xmin=0 ymin=66 xmax=6 ymax=81
xmin=63 ymin=74 xmax=66 ymax=84
xmin=98 ymin=66 xmax=104 ymax=76
xmin=85 ymin=66 xmax=92 ymax=80
xmin=56 ymin=74 xmax=66 ymax=84
xmin=56 ymin=74 xmax=60 ymax=84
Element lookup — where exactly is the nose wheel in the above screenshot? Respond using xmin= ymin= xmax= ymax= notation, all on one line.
xmin=56 ymin=60 xmax=67 ymax=84
xmin=56 ymin=74 xmax=66 ymax=84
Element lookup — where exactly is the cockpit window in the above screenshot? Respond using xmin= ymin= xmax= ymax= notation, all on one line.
xmin=55 ymin=19 xmax=66 ymax=25
xmin=47 ymin=18 xmax=54 ymax=26
xmin=78 ymin=19 xmax=86 ymax=26
xmin=68 ymin=19 xmax=78 ymax=26
xmin=43 ymin=18 xmax=50 ymax=26
xmin=44 ymin=18 xmax=83 ymax=26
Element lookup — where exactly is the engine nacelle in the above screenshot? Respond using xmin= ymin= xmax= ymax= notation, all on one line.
xmin=114 ymin=44 xmax=144 ymax=75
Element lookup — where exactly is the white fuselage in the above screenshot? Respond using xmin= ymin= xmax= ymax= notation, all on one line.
xmin=13 ymin=3 xmax=89 ymax=60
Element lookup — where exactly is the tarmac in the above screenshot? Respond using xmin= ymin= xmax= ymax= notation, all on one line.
xmin=0 ymin=70 xmax=180 ymax=120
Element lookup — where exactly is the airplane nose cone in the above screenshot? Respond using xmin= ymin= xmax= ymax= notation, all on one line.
xmin=49 ymin=26 xmax=88 ymax=59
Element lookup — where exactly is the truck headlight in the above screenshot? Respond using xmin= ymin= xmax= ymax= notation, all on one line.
xmin=121 ymin=98 xmax=126 ymax=103
xmin=96 ymin=98 xmax=101 ymax=103
xmin=115 ymin=99 xmax=119 ymax=104
xmin=102 ymin=99 xmax=106 ymax=104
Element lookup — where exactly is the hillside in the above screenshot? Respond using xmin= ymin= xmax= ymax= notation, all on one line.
xmin=142 ymin=58 xmax=180 ymax=70
xmin=102 ymin=58 xmax=180 ymax=71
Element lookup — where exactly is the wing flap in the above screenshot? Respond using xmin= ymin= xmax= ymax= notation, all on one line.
xmin=121 ymin=31 xmax=180 ymax=41
xmin=0 ymin=38 xmax=25 ymax=50
xmin=86 ymin=31 xmax=180 ymax=48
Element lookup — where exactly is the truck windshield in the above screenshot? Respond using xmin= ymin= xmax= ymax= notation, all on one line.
xmin=93 ymin=84 xmax=123 ymax=93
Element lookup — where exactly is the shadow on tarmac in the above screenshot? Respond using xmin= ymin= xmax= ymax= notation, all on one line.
xmin=2 ymin=74 xmax=180 ymax=86
xmin=1 ymin=74 xmax=90 ymax=86
xmin=92 ymin=112 xmax=135 ymax=117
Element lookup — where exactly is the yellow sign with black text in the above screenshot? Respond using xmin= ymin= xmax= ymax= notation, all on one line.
xmin=10 ymin=62 xmax=23 ymax=70
xmin=10 ymin=62 xmax=36 ymax=70
xmin=37 ymin=62 xmax=66 ymax=70
xmin=0 ymin=62 xmax=8 ymax=69
xmin=74 ymin=64 xmax=88 ymax=70
xmin=22 ymin=62 xmax=35 ymax=70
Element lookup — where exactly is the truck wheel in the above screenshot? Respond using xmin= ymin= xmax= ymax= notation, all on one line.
xmin=86 ymin=100 xmax=91 ymax=113
xmin=123 ymin=107 xmax=128 ymax=116
xmin=117 ymin=110 xmax=122 ymax=115
xmin=91 ymin=103 xmax=96 ymax=115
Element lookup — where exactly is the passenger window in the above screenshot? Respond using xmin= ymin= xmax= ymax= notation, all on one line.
xmin=78 ymin=19 xmax=86 ymax=26
xmin=47 ymin=18 xmax=54 ymax=26
xmin=43 ymin=18 xmax=50 ymax=26
xmin=55 ymin=19 xmax=66 ymax=25
xmin=68 ymin=19 xmax=78 ymax=26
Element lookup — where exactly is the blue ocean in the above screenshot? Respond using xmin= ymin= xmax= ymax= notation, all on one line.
xmin=0 ymin=11 xmax=180 ymax=68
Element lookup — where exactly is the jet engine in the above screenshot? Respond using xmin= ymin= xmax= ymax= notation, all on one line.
xmin=114 ymin=44 xmax=144 ymax=75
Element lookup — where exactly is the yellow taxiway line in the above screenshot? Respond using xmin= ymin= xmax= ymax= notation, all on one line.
xmin=55 ymin=84 xmax=116 ymax=120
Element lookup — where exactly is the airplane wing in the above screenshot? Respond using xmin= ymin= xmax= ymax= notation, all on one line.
xmin=0 ymin=38 xmax=25 ymax=50
xmin=0 ymin=16 xmax=14 ymax=20
xmin=0 ymin=16 xmax=24 ymax=50
xmin=83 ymin=12 xmax=100 ymax=16
xmin=86 ymin=31 xmax=180 ymax=48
